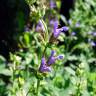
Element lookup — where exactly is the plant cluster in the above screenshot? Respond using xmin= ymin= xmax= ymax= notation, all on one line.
xmin=0 ymin=0 xmax=96 ymax=96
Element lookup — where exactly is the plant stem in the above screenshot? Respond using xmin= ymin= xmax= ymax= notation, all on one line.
xmin=43 ymin=42 xmax=49 ymax=56
xmin=36 ymin=79 xmax=40 ymax=96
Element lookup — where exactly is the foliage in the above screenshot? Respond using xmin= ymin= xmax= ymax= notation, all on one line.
xmin=0 ymin=0 xmax=96 ymax=96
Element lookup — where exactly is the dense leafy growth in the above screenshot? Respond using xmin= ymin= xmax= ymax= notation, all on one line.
xmin=0 ymin=0 xmax=96 ymax=96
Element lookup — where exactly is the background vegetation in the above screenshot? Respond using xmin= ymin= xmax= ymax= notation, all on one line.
xmin=0 ymin=0 xmax=96 ymax=96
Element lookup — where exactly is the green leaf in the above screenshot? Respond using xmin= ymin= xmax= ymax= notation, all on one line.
xmin=23 ymin=33 xmax=30 ymax=46
xmin=65 ymin=67 xmax=75 ymax=76
xmin=0 ymin=69 xmax=12 ymax=76
xmin=40 ymin=19 xmax=49 ymax=43
xmin=60 ymin=15 xmax=68 ymax=25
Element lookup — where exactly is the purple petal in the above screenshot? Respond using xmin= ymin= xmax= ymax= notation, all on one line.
xmin=50 ymin=0 xmax=56 ymax=8
xmin=50 ymin=20 xmax=54 ymax=25
xmin=53 ymin=25 xmax=60 ymax=37
xmin=39 ymin=66 xmax=52 ymax=73
xmin=57 ymin=55 xmax=64 ymax=59
xmin=47 ymin=56 xmax=56 ymax=65
xmin=50 ymin=19 xmax=58 ymax=26
xmin=41 ymin=57 xmax=46 ymax=66
xmin=53 ymin=26 xmax=69 ymax=38
xmin=51 ymin=50 xmax=56 ymax=57
xmin=90 ymin=41 xmax=96 ymax=46
xmin=93 ymin=32 xmax=96 ymax=36
xmin=75 ymin=22 xmax=80 ymax=28
xmin=61 ymin=26 xmax=69 ymax=32
xmin=71 ymin=32 xmax=76 ymax=36
xmin=36 ymin=20 xmax=45 ymax=32
xmin=47 ymin=50 xmax=56 ymax=65
xmin=54 ymin=29 xmax=61 ymax=38
xmin=50 ymin=19 xmax=60 ymax=38
xmin=39 ymin=57 xmax=52 ymax=72
xmin=54 ymin=21 xmax=58 ymax=29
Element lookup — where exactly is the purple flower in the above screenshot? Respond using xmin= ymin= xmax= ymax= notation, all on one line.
xmin=39 ymin=51 xmax=64 ymax=73
xmin=36 ymin=20 xmax=45 ymax=32
xmin=57 ymin=55 xmax=64 ymax=59
xmin=53 ymin=20 xmax=58 ymax=29
xmin=50 ymin=50 xmax=56 ymax=57
xmin=50 ymin=0 xmax=56 ymax=8
xmin=90 ymin=41 xmax=96 ymax=47
xmin=71 ymin=32 xmax=76 ymax=36
xmin=54 ymin=29 xmax=61 ymax=38
xmin=47 ymin=56 xmax=56 ymax=65
xmin=39 ymin=57 xmax=51 ymax=73
xmin=47 ymin=50 xmax=64 ymax=65
xmin=53 ymin=26 xmax=69 ymax=38
xmin=47 ymin=50 xmax=56 ymax=65
xmin=93 ymin=32 xmax=96 ymax=36
xmin=75 ymin=22 xmax=80 ymax=28
xmin=50 ymin=19 xmax=69 ymax=38
xmin=54 ymin=26 xmax=69 ymax=38
xmin=61 ymin=26 xmax=69 ymax=32
xmin=51 ymin=20 xmax=59 ymax=38
xmin=50 ymin=19 xmax=58 ymax=26
xmin=88 ymin=32 xmax=96 ymax=36
xmin=88 ymin=38 xmax=96 ymax=47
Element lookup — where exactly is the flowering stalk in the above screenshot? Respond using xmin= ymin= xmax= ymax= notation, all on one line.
xmin=39 ymin=50 xmax=64 ymax=73
xmin=36 ymin=18 xmax=64 ymax=96
xmin=49 ymin=19 xmax=69 ymax=43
